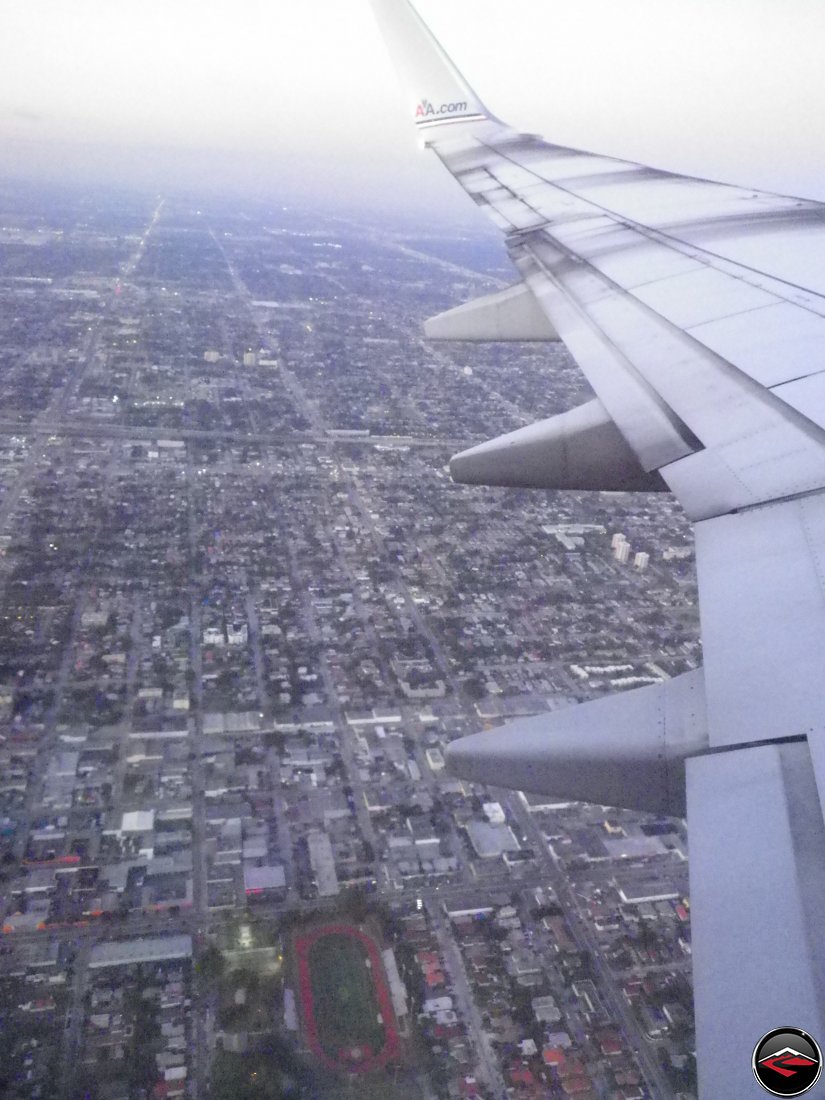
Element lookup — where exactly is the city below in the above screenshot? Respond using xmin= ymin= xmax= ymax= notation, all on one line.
xmin=0 ymin=179 xmax=700 ymax=1100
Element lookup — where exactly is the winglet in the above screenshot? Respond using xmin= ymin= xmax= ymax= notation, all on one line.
xmin=369 ymin=0 xmax=494 ymax=131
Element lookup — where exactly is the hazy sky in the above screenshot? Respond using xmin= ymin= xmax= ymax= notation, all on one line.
xmin=3 ymin=0 xmax=825 ymax=216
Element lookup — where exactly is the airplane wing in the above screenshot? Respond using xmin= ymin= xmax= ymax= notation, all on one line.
xmin=369 ymin=1 xmax=825 ymax=1096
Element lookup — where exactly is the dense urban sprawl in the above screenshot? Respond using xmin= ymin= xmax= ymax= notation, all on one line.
xmin=0 ymin=181 xmax=700 ymax=1100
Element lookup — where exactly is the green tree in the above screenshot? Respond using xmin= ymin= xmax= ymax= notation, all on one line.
xmin=340 ymin=884 xmax=370 ymax=924
xmin=196 ymin=943 xmax=225 ymax=984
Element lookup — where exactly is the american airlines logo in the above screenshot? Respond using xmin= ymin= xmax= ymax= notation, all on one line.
xmin=415 ymin=98 xmax=469 ymax=120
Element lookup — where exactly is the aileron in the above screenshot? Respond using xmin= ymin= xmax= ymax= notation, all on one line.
xmin=688 ymin=743 xmax=825 ymax=1098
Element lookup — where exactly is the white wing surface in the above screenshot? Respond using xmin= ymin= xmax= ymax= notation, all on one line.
xmin=370 ymin=1 xmax=825 ymax=1096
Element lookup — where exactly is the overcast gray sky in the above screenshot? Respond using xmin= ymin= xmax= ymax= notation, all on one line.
xmin=2 ymin=0 xmax=825 ymax=216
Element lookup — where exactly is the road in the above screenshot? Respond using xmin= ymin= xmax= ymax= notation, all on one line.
xmin=0 ymin=416 xmax=464 ymax=450
xmin=286 ymin=541 xmax=380 ymax=859
xmin=427 ymin=901 xmax=508 ymax=1099
xmin=58 ymin=935 xmax=91 ymax=1100
xmin=184 ymin=422 xmax=214 ymax=1100
xmin=504 ymin=788 xmax=676 ymax=1099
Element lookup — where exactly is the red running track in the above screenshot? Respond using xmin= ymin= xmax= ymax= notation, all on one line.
xmin=294 ymin=923 xmax=401 ymax=1075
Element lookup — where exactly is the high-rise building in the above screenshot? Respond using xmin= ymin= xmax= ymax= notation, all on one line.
xmin=634 ymin=551 xmax=650 ymax=571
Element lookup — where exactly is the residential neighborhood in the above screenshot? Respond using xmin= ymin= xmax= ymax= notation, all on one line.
xmin=0 ymin=182 xmax=699 ymax=1099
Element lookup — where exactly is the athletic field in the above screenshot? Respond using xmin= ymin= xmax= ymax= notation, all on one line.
xmin=294 ymin=923 xmax=400 ymax=1073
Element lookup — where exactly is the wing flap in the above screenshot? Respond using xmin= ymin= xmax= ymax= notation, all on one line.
xmin=688 ymin=743 xmax=825 ymax=1099
xmin=695 ymin=493 xmax=825 ymax=746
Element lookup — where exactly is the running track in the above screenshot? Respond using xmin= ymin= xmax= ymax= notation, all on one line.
xmin=294 ymin=923 xmax=401 ymax=1074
